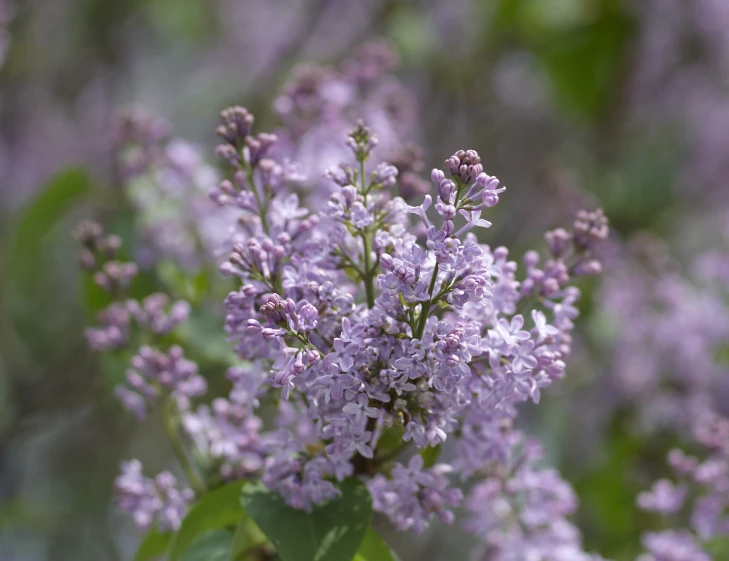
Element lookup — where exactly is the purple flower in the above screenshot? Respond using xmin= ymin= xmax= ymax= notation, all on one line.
xmin=114 ymin=345 xmax=206 ymax=417
xmin=638 ymin=479 xmax=687 ymax=515
xmin=342 ymin=393 xmax=380 ymax=429
xmin=114 ymin=460 xmax=194 ymax=532
xmin=532 ymin=310 xmax=559 ymax=342
xmin=368 ymin=455 xmax=462 ymax=533
xmin=80 ymin=63 xmax=609 ymax=529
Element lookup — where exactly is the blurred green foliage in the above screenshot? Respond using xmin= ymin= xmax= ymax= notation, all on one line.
xmin=494 ymin=0 xmax=635 ymax=122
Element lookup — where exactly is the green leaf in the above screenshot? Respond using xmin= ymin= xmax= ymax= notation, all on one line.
xmin=168 ymin=481 xmax=245 ymax=561
xmin=354 ymin=527 xmax=400 ymax=561
xmin=4 ymin=168 xmax=91 ymax=311
xmin=157 ymin=260 xmax=213 ymax=305
xmin=2 ymin=168 xmax=93 ymax=362
xmin=706 ymin=536 xmax=729 ymax=558
xmin=180 ymin=529 xmax=232 ymax=561
xmin=376 ymin=426 xmax=405 ymax=456
xmin=134 ymin=525 xmax=172 ymax=561
xmin=494 ymin=0 xmax=635 ymax=122
xmin=6 ymin=168 xmax=91 ymax=279
xmin=419 ymin=444 xmax=441 ymax=468
xmin=229 ymin=516 xmax=268 ymax=561
xmin=175 ymin=311 xmax=239 ymax=367
xmin=241 ymin=478 xmax=372 ymax=561
xmin=571 ymin=412 xmax=654 ymax=558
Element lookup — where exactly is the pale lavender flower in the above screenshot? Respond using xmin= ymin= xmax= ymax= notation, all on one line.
xmin=114 ymin=460 xmax=194 ymax=532
xmin=115 ymin=345 xmax=206 ymax=418
xmin=368 ymin=455 xmax=463 ymax=533
xmin=637 ymin=480 xmax=687 ymax=515
xmin=183 ymin=398 xmax=265 ymax=480
xmin=115 ymin=109 xmax=237 ymax=268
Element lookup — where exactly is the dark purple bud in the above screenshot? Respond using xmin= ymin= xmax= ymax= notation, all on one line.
xmin=545 ymin=228 xmax=570 ymax=257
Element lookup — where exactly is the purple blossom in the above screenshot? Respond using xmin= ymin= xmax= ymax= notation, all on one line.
xmin=114 ymin=460 xmax=194 ymax=532
xmin=115 ymin=345 xmax=206 ymax=418
xmin=183 ymin=399 xmax=264 ymax=480
xmin=80 ymin=61 xmax=608 ymax=538
xmin=368 ymin=455 xmax=463 ymax=533
xmin=637 ymin=480 xmax=687 ymax=515
xmin=342 ymin=393 xmax=380 ymax=430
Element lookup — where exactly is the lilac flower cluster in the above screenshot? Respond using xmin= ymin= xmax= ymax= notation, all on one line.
xmin=75 ymin=220 xmax=191 ymax=351
xmin=114 ymin=459 xmax=194 ymax=532
xmin=77 ymin=220 xmax=204 ymax=518
xmin=82 ymin=76 xmax=608 ymax=541
xmin=368 ymin=455 xmax=463 ymax=533
xmin=464 ymin=436 xmax=605 ymax=561
xmin=597 ymin=220 xmax=729 ymax=559
xmin=115 ymin=345 xmax=207 ymax=420
xmin=636 ymin=412 xmax=729 ymax=561
xmin=111 ymin=42 xmax=420 ymax=271
xmin=206 ymin=98 xmax=607 ymax=526
xmin=183 ymin=398 xmax=265 ymax=481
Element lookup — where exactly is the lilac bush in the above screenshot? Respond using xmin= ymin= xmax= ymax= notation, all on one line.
xmin=77 ymin=48 xmax=620 ymax=561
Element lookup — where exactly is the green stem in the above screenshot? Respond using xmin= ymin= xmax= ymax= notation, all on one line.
xmin=361 ymin=233 xmax=375 ymax=308
xmin=162 ymin=400 xmax=205 ymax=496
xmin=359 ymin=159 xmax=376 ymax=308
xmin=414 ymin=262 xmax=440 ymax=340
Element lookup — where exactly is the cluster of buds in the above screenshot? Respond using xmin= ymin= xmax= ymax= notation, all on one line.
xmin=540 ymin=209 xmax=609 ymax=280
xmin=573 ymin=208 xmax=610 ymax=251
xmin=74 ymin=220 xmax=136 ymax=293
xmin=445 ymin=149 xmax=484 ymax=185
xmin=75 ymin=223 xmax=190 ymax=351
xmin=116 ymin=345 xmax=207 ymax=419
xmin=215 ymin=106 xmax=277 ymax=168
xmin=346 ymin=120 xmax=379 ymax=163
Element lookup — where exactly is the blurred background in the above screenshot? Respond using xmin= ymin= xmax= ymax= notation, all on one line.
xmin=1 ymin=0 xmax=728 ymax=560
